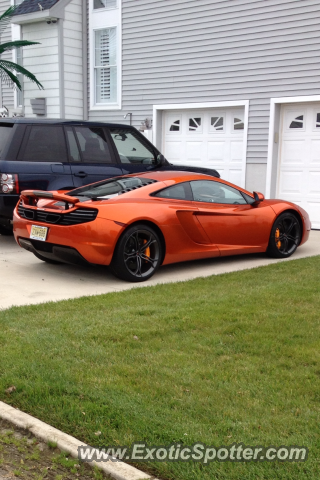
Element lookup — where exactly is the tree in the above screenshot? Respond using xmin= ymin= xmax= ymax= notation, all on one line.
xmin=0 ymin=6 xmax=43 ymax=91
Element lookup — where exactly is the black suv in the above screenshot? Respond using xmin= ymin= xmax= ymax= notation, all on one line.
xmin=0 ymin=119 xmax=219 ymax=234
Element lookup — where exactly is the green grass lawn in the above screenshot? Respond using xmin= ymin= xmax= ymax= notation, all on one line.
xmin=1 ymin=256 xmax=320 ymax=480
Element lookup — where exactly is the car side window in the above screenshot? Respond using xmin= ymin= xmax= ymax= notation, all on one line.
xmin=190 ymin=180 xmax=247 ymax=204
xmin=19 ymin=126 xmax=68 ymax=162
xmin=109 ymin=127 xmax=156 ymax=165
xmin=153 ymin=182 xmax=192 ymax=200
xmin=73 ymin=126 xmax=113 ymax=163
xmin=65 ymin=126 xmax=81 ymax=162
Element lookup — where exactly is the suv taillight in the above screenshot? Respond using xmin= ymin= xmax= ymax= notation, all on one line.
xmin=0 ymin=174 xmax=19 ymax=194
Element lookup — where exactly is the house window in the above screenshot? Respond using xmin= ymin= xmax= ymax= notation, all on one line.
xmin=16 ymin=47 xmax=23 ymax=108
xmin=94 ymin=28 xmax=117 ymax=104
xmin=94 ymin=0 xmax=117 ymax=9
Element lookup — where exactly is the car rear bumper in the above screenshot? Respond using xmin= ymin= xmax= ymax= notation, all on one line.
xmin=13 ymin=208 xmax=123 ymax=265
xmin=19 ymin=238 xmax=90 ymax=266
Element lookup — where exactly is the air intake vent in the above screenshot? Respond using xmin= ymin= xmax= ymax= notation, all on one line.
xmin=18 ymin=204 xmax=98 ymax=226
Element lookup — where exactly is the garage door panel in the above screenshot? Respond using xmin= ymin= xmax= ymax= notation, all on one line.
xmin=185 ymin=141 xmax=204 ymax=162
xmin=282 ymin=140 xmax=306 ymax=164
xmin=308 ymin=172 xmax=320 ymax=195
xmin=279 ymin=171 xmax=304 ymax=195
xmin=306 ymin=202 xmax=320 ymax=229
xmin=310 ymin=140 xmax=320 ymax=163
xmin=229 ymin=169 xmax=243 ymax=186
xmin=230 ymin=141 xmax=243 ymax=162
xmin=207 ymin=141 xmax=225 ymax=161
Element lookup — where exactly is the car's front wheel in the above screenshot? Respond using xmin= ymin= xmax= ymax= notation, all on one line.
xmin=110 ymin=224 xmax=162 ymax=282
xmin=267 ymin=212 xmax=301 ymax=258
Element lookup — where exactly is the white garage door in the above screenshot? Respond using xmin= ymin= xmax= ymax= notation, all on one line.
xmin=279 ymin=105 xmax=320 ymax=229
xmin=163 ymin=108 xmax=245 ymax=186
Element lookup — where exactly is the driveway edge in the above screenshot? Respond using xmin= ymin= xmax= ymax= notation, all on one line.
xmin=0 ymin=401 xmax=156 ymax=480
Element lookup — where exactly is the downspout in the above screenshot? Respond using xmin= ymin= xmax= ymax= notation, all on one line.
xmin=57 ymin=18 xmax=65 ymax=118
xmin=82 ymin=0 xmax=88 ymax=120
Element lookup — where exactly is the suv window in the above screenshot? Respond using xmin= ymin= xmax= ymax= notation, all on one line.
xmin=0 ymin=123 xmax=14 ymax=157
xmin=190 ymin=180 xmax=247 ymax=204
xmin=73 ymin=126 xmax=112 ymax=163
xmin=19 ymin=126 xmax=68 ymax=162
xmin=110 ymin=127 xmax=156 ymax=164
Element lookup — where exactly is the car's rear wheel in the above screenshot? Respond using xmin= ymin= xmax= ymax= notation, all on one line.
xmin=32 ymin=251 xmax=61 ymax=265
xmin=267 ymin=212 xmax=301 ymax=258
xmin=0 ymin=224 xmax=13 ymax=236
xmin=110 ymin=224 xmax=162 ymax=282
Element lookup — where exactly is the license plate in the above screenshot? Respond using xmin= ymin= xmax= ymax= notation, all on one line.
xmin=30 ymin=225 xmax=48 ymax=242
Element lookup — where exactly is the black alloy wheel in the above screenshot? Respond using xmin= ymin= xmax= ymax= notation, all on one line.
xmin=267 ymin=212 xmax=301 ymax=258
xmin=111 ymin=224 xmax=162 ymax=282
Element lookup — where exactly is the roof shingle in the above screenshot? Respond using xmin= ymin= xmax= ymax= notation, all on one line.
xmin=13 ymin=0 xmax=60 ymax=16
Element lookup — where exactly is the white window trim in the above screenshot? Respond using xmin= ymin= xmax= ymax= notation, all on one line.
xmin=153 ymin=101 xmax=249 ymax=189
xmin=89 ymin=0 xmax=122 ymax=111
xmin=266 ymin=95 xmax=320 ymax=199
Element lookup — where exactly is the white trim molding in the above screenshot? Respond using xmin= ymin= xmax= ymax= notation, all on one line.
xmin=266 ymin=95 xmax=320 ymax=199
xmin=153 ymin=101 xmax=249 ymax=188
xmin=89 ymin=0 xmax=122 ymax=111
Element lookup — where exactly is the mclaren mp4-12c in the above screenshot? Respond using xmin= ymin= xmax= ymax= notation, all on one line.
xmin=13 ymin=171 xmax=311 ymax=282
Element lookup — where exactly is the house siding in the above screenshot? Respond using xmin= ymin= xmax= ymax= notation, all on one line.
xmin=63 ymin=0 xmax=83 ymax=119
xmin=88 ymin=0 xmax=320 ymax=167
xmin=0 ymin=0 xmax=14 ymax=109
xmin=22 ymin=22 xmax=60 ymax=117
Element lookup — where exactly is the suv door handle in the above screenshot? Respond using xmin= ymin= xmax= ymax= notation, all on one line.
xmin=74 ymin=171 xmax=87 ymax=178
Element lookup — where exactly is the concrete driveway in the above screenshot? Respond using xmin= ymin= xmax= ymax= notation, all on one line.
xmin=1 ymin=231 xmax=319 ymax=310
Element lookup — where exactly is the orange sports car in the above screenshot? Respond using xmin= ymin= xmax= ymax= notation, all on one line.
xmin=13 ymin=171 xmax=311 ymax=282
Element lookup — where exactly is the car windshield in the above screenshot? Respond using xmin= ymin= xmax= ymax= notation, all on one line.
xmin=69 ymin=177 xmax=156 ymax=199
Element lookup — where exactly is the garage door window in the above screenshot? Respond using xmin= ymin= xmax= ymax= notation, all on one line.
xmin=189 ymin=117 xmax=202 ymax=132
xmin=289 ymin=115 xmax=304 ymax=129
xmin=169 ymin=119 xmax=181 ymax=132
xmin=316 ymin=113 xmax=320 ymax=128
xmin=210 ymin=116 xmax=224 ymax=131
xmin=234 ymin=117 xmax=244 ymax=130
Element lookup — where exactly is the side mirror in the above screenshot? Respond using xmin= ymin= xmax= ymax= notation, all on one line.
xmin=253 ymin=191 xmax=265 ymax=203
xmin=156 ymin=154 xmax=167 ymax=167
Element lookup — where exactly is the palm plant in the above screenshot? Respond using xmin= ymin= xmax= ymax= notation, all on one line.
xmin=0 ymin=6 xmax=43 ymax=91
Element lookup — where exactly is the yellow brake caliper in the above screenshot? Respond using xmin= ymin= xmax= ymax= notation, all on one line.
xmin=143 ymin=239 xmax=151 ymax=260
xmin=275 ymin=228 xmax=281 ymax=249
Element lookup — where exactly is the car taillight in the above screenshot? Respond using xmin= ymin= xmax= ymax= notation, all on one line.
xmin=0 ymin=174 xmax=19 ymax=194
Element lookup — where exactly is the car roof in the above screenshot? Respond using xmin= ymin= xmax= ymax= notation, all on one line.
xmin=0 ymin=118 xmax=136 ymax=128
xmin=130 ymin=171 xmax=218 ymax=182
xmin=134 ymin=170 xmax=254 ymax=196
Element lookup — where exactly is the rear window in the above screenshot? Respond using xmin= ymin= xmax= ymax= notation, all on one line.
xmin=70 ymin=176 xmax=157 ymax=199
xmin=0 ymin=124 xmax=14 ymax=156
xmin=19 ymin=126 xmax=68 ymax=162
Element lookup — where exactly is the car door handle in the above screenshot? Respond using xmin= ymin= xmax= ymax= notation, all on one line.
xmin=74 ymin=171 xmax=87 ymax=178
